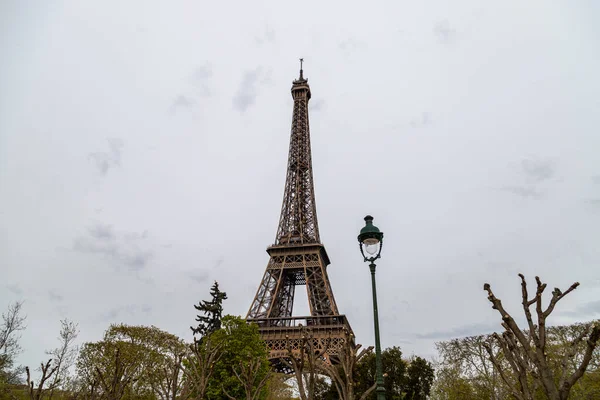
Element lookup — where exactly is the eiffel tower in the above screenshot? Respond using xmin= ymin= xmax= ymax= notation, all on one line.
xmin=246 ymin=61 xmax=352 ymax=370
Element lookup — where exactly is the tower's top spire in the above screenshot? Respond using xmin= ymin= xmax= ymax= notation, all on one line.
xmin=274 ymin=63 xmax=318 ymax=246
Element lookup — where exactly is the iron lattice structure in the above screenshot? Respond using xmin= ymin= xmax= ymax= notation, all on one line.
xmin=247 ymin=65 xmax=353 ymax=371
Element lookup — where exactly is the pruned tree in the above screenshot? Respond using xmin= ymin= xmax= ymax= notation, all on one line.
xmin=483 ymin=274 xmax=600 ymax=400
xmin=46 ymin=319 xmax=79 ymax=400
xmin=280 ymin=328 xmax=331 ymax=400
xmin=317 ymin=330 xmax=376 ymax=400
xmin=191 ymin=281 xmax=228 ymax=338
xmin=25 ymin=359 xmax=60 ymax=400
xmin=180 ymin=335 xmax=223 ymax=400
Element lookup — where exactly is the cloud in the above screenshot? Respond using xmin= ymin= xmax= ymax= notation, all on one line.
xmin=560 ymin=300 xmax=600 ymax=318
xmin=48 ymin=290 xmax=64 ymax=302
xmin=416 ymin=322 xmax=499 ymax=340
xmin=170 ymin=95 xmax=195 ymax=112
xmin=214 ymin=256 xmax=224 ymax=269
xmin=310 ymin=99 xmax=325 ymax=112
xmin=102 ymin=304 xmax=153 ymax=321
xmin=501 ymin=185 xmax=543 ymax=199
xmin=232 ymin=67 xmax=270 ymax=113
xmin=189 ymin=270 xmax=210 ymax=284
xmin=6 ymin=284 xmax=23 ymax=296
xmin=338 ymin=37 xmax=364 ymax=54
xmin=592 ymin=176 xmax=600 ymax=184
xmin=521 ymin=158 xmax=556 ymax=183
xmin=73 ymin=224 xmax=153 ymax=271
xmin=255 ymin=25 xmax=276 ymax=45
xmin=89 ymin=138 xmax=123 ymax=175
xmin=501 ymin=158 xmax=556 ymax=199
xmin=409 ymin=112 xmax=432 ymax=128
xmin=434 ymin=20 xmax=456 ymax=44
xmin=191 ymin=63 xmax=213 ymax=97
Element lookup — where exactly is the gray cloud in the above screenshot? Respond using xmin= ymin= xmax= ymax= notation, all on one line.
xmin=232 ymin=67 xmax=269 ymax=112
xmin=501 ymin=158 xmax=556 ymax=199
xmin=560 ymin=300 xmax=600 ymax=318
xmin=416 ymin=322 xmax=499 ymax=340
xmin=501 ymin=185 xmax=543 ymax=199
xmin=189 ymin=270 xmax=210 ymax=284
xmin=191 ymin=63 xmax=213 ymax=97
xmin=102 ymin=304 xmax=153 ymax=321
xmin=338 ymin=37 xmax=364 ymax=53
xmin=521 ymin=158 xmax=556 ymax=183
xmin=434 ymin=20 xmax=456 ymax=44
xmin=255 ymin=25 xmax=276 ymax=45
xmin=6 ymin=284 xmax=23 ymax=296
xmin=586 ymin=198 xmax=600 ymax=207
xmin=310 ymin=99 xmax=325 ymax=112
xmin=89 ymin=138 xmax=123 ymax=175
xmin=170 ymin=95 xmax=195 ymax=112
xmin=73 ymin=224 xmax=153 ymax=271
xmin=409 ymin=112 xmax=432 ymax=128
xmin=48 ymin=290 xmax=64 ymax=302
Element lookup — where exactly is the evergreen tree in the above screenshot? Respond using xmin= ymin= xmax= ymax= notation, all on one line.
xmin=190 ymin=281 xmax=228 ymax=337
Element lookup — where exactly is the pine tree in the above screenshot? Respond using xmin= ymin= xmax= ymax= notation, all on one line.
xmin=190 ymin=281 xmax=228 ymax=337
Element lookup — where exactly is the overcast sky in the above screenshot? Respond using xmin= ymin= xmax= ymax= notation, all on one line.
xmin=2 ymin=0 xmax=600 ymax=370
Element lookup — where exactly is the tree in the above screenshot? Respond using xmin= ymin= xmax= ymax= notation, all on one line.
xmin=434 ymin=335 xmax=506 ymax=399
xmin=280 ymin=328 xmax=330 ymax=400
xmin=404 ymin=356 xmax=434 ymax=400
xmin=317 ymin=330 xmax=376 ymax=400
xmin=0 ymin=301 xmax=27 ymax=388
xmin=46 ymin=319 xmax=79 ymax=400
xmin=180 ymin=335 xmax=223 ymax=400
xmin=483 ymin=274 xmax=600 ymax=400
xmin=355 ymin=346 xmax=408 ymax=399
xmin=206 ymin=316 xmax=270 ymax=400
xmin=25 ymin=360 xmax=59 ymax=400
xmin=191 ymin=281 xmax=228 ymax=338
xmin=265 ymin=374 xmax=295 ymax=400
xmin=76 ymin=324 xmax=185 ymax=400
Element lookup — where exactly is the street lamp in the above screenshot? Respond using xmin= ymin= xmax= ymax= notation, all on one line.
xmin=358 ymin=215 xmax=385 ymax=400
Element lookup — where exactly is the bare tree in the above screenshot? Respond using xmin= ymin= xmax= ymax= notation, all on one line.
xmin=280 ymin=328 xmax=330 ymax=400
xmin=25 ymin=360 xmax=60 ymax=400
xmin=180 ymin=336 xmax=223 ymax=400
xmin=317 ymin=331 xmax=376 ymax=400
xmin=483 ymin=274 xmax=600 ymax=400
xmin=47 ymin=319 xmax=79 ymax=400
xmin=0 ymin=301 xmax=27 ymax=384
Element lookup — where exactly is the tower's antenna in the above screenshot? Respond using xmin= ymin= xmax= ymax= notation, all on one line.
xmin=299 ymin=58 xmax=304 ymax=79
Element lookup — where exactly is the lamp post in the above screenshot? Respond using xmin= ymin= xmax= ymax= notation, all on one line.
xmin=358 ymin=215 xmax=385 ymax=400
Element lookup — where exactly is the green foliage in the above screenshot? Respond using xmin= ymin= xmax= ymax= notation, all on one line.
xmin=356 ymin=347 xmax=408 ymax=399
xmin=404 ymin=356 xmax=435 ymax=400
xmin=77 ymin=324 xmax=186 ymax=400
xmin=206 ymin=316 xmax=270 ymax=400
xmin=191 ymin=281 xmax=228 ymax=338
xmin=432 ymin=320 xmax=600 ymax=400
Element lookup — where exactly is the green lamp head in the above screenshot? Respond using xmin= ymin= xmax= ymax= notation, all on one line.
xmin=358 ymin=215 xmax=384 ymax=261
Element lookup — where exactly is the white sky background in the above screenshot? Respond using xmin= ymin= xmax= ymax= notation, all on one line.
xmin=1 ymin=0 xmax=600 ymax=370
